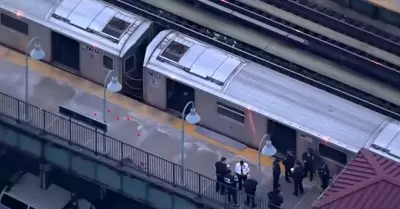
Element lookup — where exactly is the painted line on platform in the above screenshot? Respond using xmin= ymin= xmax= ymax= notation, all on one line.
xmin=0 ymin=45 xmax=277 ymax=169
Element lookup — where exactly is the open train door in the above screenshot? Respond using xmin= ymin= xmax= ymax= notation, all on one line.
xmin=166 ymin=79 xmax=195 ymax=116
xmin=267 ymin=120 xmax=297 ymax=157
xmin=51 ymin=31 xmax=80 ymax=73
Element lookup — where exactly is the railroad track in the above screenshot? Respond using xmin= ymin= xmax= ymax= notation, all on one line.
xmin=103 ymin=0 xmax=400 ymax=121
xmin=260 ymin=0 xmax=400 ymax=57
xmin=194 ymin=0 xmax=400 ymax=88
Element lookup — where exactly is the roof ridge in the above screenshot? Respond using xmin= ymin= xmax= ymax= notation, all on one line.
xmin=362 ymin=149 xmax=382 ymax=174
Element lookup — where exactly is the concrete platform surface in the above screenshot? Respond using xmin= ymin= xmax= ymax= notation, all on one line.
xmin=0 ymin=46 xmax=321 ymax=208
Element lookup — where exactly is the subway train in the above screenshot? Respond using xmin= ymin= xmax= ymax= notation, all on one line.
xmin=0 ymin=0 xmax=398 ymax=175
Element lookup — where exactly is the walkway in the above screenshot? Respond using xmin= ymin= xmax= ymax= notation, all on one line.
xmin=0 ymin=47 xmax=321 ymax=208
xmin=141 ymin=0 xmax=400 ymax=108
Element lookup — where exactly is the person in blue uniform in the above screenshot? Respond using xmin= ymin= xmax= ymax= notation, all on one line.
xmin=283 ymin=150 xmax=295 ymax=183
xmin=272 ymin=158 xmax=281 ymax=190
xmin=292 ymin=160 xmax=305 ymax=196
xmin=224 ymin=169 xmax=239 ymax=206
xmin=302 ymin=148 xmax=315 ymax=181
xmin=318 ymin=162 xmax=331 ymax=190
xmin=268 ymin=186 xmax=284 ymax=209
xmin=243 ymin=174 xmax=258 ymax=208
xmin=215 ymin=157 xmax=229 ymax=194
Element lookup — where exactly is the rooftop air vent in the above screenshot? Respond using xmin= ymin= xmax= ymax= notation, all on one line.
xmin=102 ymin=16 xmax=131 ymax=38
xmin=160 ymin=41 xmax=189 ymax=62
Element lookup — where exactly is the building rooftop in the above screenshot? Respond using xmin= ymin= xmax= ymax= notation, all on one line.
xmin=312 ymin=148 xmax=400 ymax=209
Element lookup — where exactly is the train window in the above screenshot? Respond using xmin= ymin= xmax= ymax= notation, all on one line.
xmin=318 ymin=143 xmax=347 ymax=165
xmin=124 ymin=56 xmax=135 ymax=74
xmin=103 ymin=55 xmax=114 ymax=70
xmin=216 ymin=102 xmax=245 ymax=124
xmin=0 ymin=13 xmax=28 ymax=35
xmin=0 ymin=194 xmax=28 ymax=209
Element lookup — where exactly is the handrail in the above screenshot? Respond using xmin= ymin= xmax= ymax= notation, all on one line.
xmin=0 ymin=92 xmax=282 ymax=208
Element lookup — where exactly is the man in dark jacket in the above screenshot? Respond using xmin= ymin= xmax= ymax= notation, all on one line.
xmin=215 ymin=157 xmax=229 ymax=194
xmin=283 ymin=150 xmax=295 ymax=183
xmin=268 ymin=187 xmax=284 ymax=209
xmin=318 ymin=162 xmax=331 ymax=190
xmin=243 ymin=174 xmax=258 ymax=208
xmin=292 ymin=160 xmax=304 ymax=196
xmin=272 ymin=158 xmax=281 ymax=190
xmin=302 ymin=148 xmax=315 ymax=181
xmin=224 ymin=169 xmax=238 ymax=206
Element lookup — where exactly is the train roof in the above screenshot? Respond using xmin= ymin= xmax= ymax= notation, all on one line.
xmin=368 ymin=121 xmax=400 ymax=161
xmin=144 ymin=30 xmax=400 ymax=153
xmin=0 ymin=0 xmax=152 ymax=56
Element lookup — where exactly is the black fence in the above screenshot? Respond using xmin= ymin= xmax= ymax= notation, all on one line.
xmin=0 ymin=92 xmax=277 ymax=209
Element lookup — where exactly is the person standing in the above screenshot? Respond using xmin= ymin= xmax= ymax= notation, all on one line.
xmin=215 ymin=157 xmax=229 ymax=194
xmin=234 ymin=160 xmax=250 ymax=190
xmin=243 ymin=174 xmax=258 ymax=208
xmin=283 ymin=150 xmax=295 ymax=183
xmin=302 ymin=148 xmax=315 ymax=181
xmin=292 ymin=160 xmax=305 ymax=196
xmin=318 ymin=162 xmax=331 ymax=190
xmin=272 ymin=158 xmax=281 ymax=190
xmin=267 ymin=187 xmax=284 ymax=209
xmin=224 ymin=169 xmax=239 ymax=206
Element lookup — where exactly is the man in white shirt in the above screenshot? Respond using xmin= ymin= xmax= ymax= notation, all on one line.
xmin=235 ymin=160 xmax=250 ymax=190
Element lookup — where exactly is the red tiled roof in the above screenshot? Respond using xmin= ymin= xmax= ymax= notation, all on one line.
xmin=312 ymin=148 xmax=400 ymax=209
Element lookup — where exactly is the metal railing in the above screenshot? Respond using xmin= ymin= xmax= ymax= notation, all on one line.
xmin=0 ymin=92 xmax=279 ymax=209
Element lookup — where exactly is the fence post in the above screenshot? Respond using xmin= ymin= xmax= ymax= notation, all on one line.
xmin=172 ymin=164 xmax=176 ymax=187
xmin=68 ymin=117 xmax=72 ymax=145
xmin=198 ymin=173 xmax=201 ymax=195
xmin=119 ymin=142 xmax=123 ymax=166
xmin=17 ymin=100 xmax=20 ymax=122
xmin=95 ymin=129 xmax=98 ymax=156
xmin=146 ymin=153 xmax=150 ymax=176
xmin=42 ymin=110 xmax=46 ymax=131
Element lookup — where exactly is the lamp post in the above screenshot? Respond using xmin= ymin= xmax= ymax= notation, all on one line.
xmin=25 ymin=37 xmax=45 ymax=120
xmin=180 ymin=101 xmax=201 ymax=185
xmin=103 ymin=70 xmax=122 ymax=124
xmin=102 ymin=70 xmax=122 ymax=154
xmin=258 ymin=133 xmax=277 ymax=180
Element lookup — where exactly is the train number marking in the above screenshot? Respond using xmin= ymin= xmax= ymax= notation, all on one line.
xmin=148 ymin=70 xmax=160 ymax=88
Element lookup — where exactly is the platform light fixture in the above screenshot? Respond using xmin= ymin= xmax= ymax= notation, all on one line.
xmin=25 ymin=37 xmax=45 ymax=121
xmin=103 ymin=72 xmax=122 ymax=124
xmin=180 ymin=101 xmax=201 ymax=186
xmin=102 ymin=71 xmax=122 ymax=154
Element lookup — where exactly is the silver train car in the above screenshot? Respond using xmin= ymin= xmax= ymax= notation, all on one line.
xmin=143 ymin=30 xmax=400 ymax=174
xmin=0 ymin=0 xmax=154 ymax=100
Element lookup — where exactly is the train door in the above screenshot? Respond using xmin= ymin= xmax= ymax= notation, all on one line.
xmin=267 ymin=120 xmax=297 ymax=156
xmin=51 ymin=31 xmax=80 ymax=72
xmin=166 ymin=79 xmax=194 ymax=116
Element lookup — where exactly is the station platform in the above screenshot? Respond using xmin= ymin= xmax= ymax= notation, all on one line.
xmin=142 ymin=0 xmax=400 ymax=108
xmin=0 ymin=46 xmax=321 ymax=208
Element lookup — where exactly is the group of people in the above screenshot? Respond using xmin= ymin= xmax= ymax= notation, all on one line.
xmin=276 ymin=148 xmax=332 ymax=197
xmin=215 ymin=148 xmax=332 ymax=209
xmin=215 ymin=157 xmax=259 ymax=208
